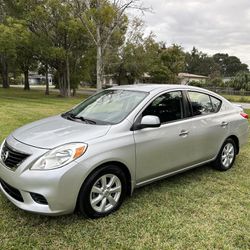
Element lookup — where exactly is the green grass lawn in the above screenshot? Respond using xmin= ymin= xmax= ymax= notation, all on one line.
xmin=222 ymin=94 xmax=250 ymax=103
xmin=0 ymin=88 xmax=249 ymax=249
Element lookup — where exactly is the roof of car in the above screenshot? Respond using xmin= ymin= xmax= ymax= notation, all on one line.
xmin=111 ymin=84 xmax=198 ymax=92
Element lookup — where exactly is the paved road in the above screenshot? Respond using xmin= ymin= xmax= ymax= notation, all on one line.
xmin=233 ymin=103 xmax=250 ymax=109
xmin=10 ymin=85 xmax=97 ymax=96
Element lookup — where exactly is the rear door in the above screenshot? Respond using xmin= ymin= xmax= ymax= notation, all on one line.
xmin=186 ymin=91 xmax=229 ymax=162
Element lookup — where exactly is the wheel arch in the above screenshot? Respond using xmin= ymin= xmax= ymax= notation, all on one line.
xmin=227 ymin=135 xmax=239 ymax=154
xmin=76 ymin=160 xmax=133 ymax=210
xmin=95 ymin=161 xmax=132 ymax=196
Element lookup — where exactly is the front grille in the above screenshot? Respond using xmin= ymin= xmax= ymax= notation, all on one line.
xmin=1 ymin=142 xmax=30 ymax=170
xmin=0 ymin=179 xmax=24 ymax=202
xmin=30 ymin=193 xmax=48 ymax=205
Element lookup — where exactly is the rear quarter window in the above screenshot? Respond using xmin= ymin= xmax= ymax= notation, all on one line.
xmin=188 ymin=91 xmax=222 ymax=116
xmin=210 ymin=96 xmax=222 ymax=112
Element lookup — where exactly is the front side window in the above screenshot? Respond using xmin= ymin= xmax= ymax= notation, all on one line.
xmin=64 ymin=90 xmax=148 ymax=124
xmin=188 ymin=91 xmax=215 ymax=116
xmin=142 ymin=91 xmax=184 ymax=123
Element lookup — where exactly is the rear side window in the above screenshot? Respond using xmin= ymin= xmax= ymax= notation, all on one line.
xmin=142 ymin=91 xmax=184 ymax=123
xmin=188 ymin=91 xmax=214 ymax=116
xmin=210 ymin=96 xmax=222 ymax=112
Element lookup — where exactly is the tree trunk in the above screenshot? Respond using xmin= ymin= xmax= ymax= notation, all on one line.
xmin=96 ymin=25 xmax=103 ymax=90
xmin=56 ymin=68 xmax=67 ymax=97
xmin=13 ymin=67 xmax=17 ymax=85
xmin=24 ymin=70 xmax=30 ymax=90
xmin=58 ymin=74 xmax=64 ymax=96
xmin=59 ymin=71 xmax=68 ymax=97
xmin=45 ymin=64 xmax=49 ymax=95
xmin=66 ymin=54 xmax=71 ymax=97
xmin=64 ymin=71 xmax=68 ymax=97
xmin=1 ymin=56 xmax=9 ymax=88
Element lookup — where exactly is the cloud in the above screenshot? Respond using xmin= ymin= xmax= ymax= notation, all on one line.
xmin=129 ymin=0 xmax=250 ymax=66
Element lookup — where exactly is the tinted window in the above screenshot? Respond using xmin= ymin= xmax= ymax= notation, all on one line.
xmin=188 ymin=91 xmax=214 ymax=116
xmin=210 ymin=96 xmax=222 ymax=112
xmin=142 ymin=91 xmax=184 ymax=123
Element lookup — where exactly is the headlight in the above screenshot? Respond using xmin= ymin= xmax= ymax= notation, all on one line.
xmin=31 ymin=143 xmax=87 ymax=170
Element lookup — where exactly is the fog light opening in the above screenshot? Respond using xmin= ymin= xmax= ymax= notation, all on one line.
xmin=30 ymin=193 xmax=48 ymax=205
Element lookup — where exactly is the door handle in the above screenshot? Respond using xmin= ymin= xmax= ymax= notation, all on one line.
xmin=220 ymin=121 xmax=228 ymax=127
xmin=179 ymin=130 xmax=189 ymax=137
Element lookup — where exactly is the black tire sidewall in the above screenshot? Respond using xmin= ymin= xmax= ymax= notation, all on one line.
xmin=77 ymin=165 xmax=127 ymax=218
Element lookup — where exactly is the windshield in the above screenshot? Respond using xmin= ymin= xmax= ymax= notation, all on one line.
xmin=63 ymin=89 xmax=148 ymax=125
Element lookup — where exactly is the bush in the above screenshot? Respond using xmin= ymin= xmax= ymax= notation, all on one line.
xmin=230 ymin=71 xmax=250 ymax=91
xmin=188 ymin=80 xmax=203 ymax=87
xmin=210 ymin=77 xmax=224 ymax=87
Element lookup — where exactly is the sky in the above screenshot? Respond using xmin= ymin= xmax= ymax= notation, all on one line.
xmin=130 ymin=0 xmax=250 ymax=67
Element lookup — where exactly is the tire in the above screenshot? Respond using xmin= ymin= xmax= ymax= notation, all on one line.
xmin=213 ymin=138 xmax=237 ymax=171
xmin=77 ymin=165 xmax=127 ymax=219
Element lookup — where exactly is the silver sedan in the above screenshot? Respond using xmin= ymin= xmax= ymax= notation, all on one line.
xmin=0 ymin=84 xmax=249 ymax=218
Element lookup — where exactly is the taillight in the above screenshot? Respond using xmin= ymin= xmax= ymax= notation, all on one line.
xmin=240 ymin=112 xmax=249 ymax=119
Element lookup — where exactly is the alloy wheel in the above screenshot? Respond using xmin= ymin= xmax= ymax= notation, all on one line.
xmin=221 ymin=142 xmax=235 ymax=168
xmin=90 ymin=174 xmax=122 ymax=213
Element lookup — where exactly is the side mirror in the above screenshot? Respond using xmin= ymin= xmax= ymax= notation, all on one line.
xmin=139 ymin=115 xmax=161 ymax=129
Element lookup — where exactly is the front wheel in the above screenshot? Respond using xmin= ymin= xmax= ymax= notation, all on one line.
xmin=77 ymin=165 xmax=127 ymax=218
xmin=213 ymin=138 xmax=237 ymax=171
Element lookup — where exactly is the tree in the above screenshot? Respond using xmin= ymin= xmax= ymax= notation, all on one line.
xmin=7 ymin=0 xmax=90 ymax=96
xmin=11 ymin=21 xmax=38 ymax=90
xmin=0 ymin=2 xmax=16 ymax=88
xmin=150 ymin=44 xmax=185 ymax=84
xmin=107 ymin=18 xmax=176 ymax=85
xmin=36 ymin=39 xmax=53 ymax=95
xmin=112 ymin=21 xmax=185 ymax=86
xmin=213 ymin=53 xmax=249 ymax=77
xmin=161 ymin=44 xmax=185 ymax=83
xmin=73 ymin=0 xmax=144 ymax=90
xmin=185 ymin=47 xmax=220 ymax=77
xmin=0 ymin=1 xmax=5 ymax=23
xmin=0 ymin=22 xmax=16 ymax=88
xmin=111 ymin=19 xmax=160 ymax=85
xmin=26 ymin=0 xmax=71 ymax=95
xmin=117 ymin=42 xmax=147 ymax=84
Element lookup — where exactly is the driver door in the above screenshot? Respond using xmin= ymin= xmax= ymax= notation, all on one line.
xmin=133 ymin=91 xmax=197 ymax=184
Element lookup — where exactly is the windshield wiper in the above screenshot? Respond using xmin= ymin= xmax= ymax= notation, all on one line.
xmin=66 ymin=113 xmax=96 ymax=124
xmin=75 ymin=116 xmax=96 ymax=124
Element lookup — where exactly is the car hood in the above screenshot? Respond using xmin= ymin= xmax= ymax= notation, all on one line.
xmin=12 ymin=115 xmax=111 ymax=149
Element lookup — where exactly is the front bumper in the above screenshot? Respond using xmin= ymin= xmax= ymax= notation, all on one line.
xmin=0 ymin=137 xmax=87 ymax=215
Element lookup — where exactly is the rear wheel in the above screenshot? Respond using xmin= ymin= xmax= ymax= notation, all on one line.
xmin=213 ymin=138 xmax=237 ymax=171
xmin=77 ymin=165 xmax=127 ymax=218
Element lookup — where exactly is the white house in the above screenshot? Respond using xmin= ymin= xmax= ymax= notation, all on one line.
xmin=28 ymin=72 xmax=53 ymax=85
xmin=222 ymin=77 xmax=233 ymax=83
xmin=103 ymin=74 xmax=118 ymax=87
xmin=178 ymin=73 xmax=208 ymax=85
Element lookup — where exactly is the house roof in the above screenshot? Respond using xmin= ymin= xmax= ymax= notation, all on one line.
xmin=178 ymin=73 xmax=208 ymax=79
